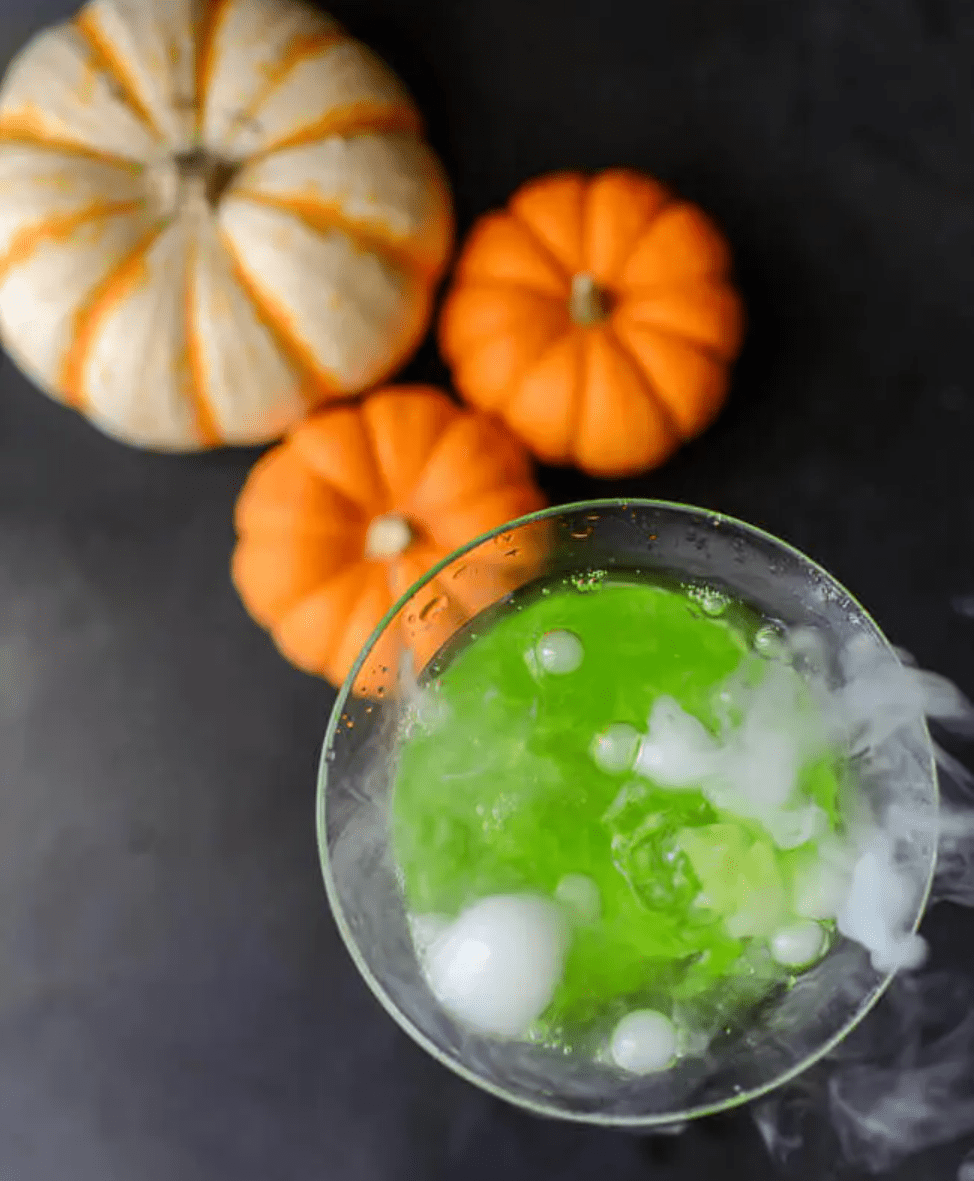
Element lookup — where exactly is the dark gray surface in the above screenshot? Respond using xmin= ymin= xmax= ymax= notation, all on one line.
xmin=2 ymin=0 xmax=974 ymax=1177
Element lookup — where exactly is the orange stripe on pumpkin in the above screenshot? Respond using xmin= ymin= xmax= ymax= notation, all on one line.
xmin=207 ymin=28 xmax=349 ymax=144
xmin=232 ymin=187 xmax=437 ymax=278
xmin=73 ymin=9 xmax=166 ymax=143
xmin=0 ymin=122 xmax=145 ymax=169
xmin=183 ymin=234 xmax=224 ymax=446
xmin=58 ymin=222 xmax=163 ymax=411
xmin=247 ymin=104 xmax=423 ymax=161
xmin=0 ymin=199 xmax=141 ymax=285
xmin=220 ymin=233 xmax=344 ymax=409
xmin=194 ymin=0 xmax=235 ymax=136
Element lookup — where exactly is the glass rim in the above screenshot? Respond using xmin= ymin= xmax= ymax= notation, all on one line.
xmin=315 ymin=497 xmax=939 ymax=1127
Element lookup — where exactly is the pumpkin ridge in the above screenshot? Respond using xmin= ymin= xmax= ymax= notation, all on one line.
xmin=355 ymin=393 xmax=400 ymax=512
xmin=601 ymin=320 xmax=683 ymax=440
xmin=405 ymin=414 xmax=535 ymax=520
xmin=246 ymin=105 xmax=423 ymax=163
xmin=438 ymin=281 xmax=565 ymax=361
xmin=447 ymin=318 xmax=563 ymax=416
xmin=0 ymin=129 xmax=145 ymax=171
xmin=194 ymin=0 xmax=235 ymax=138
xmin=507 ymin=328 xmax=583 ymax=448
xmin=268 ymin=553 xmax=371 ymax=649
xmin=57 ymin=220 xmax=163 ymax=410
xmin=217 ymin=228 xmax=343 ymax=408
xmin=232 ymin=186 xmax=437 ymax=278
xmin=0 ymin=199 xmax=142 ymax=284
xmin=200 ymin=27 xmax=349 ymax=148
xmin=614 ymin=281 xmax=745 ymax=361
xmin=505 ymin=206 xmax=573 ymax=282
xmin=183 ymin=232 xmax=223 ymax=445
xmin=614 ymin=312 xmax=728 ymax=367
xmin=73 ymin=9 xmax=166 ymax=144
xmin=621 ymin=202 xmax=732 ymax=285
xmin=581 ymin=172 xmax=674 ymax=286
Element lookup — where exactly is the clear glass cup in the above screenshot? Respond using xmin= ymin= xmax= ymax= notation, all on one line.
xmin=316 ymin=500 xmax=938 ymax=1128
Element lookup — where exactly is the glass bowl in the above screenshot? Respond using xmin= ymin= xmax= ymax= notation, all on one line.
xmin=316 ymin=500 xmax=938 ymax=1128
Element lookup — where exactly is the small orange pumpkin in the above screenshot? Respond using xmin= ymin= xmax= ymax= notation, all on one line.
xmin=439 ymin=169 xmax=745 ymax=477
xmin=232 ymin=384 xmax=548 ymax=694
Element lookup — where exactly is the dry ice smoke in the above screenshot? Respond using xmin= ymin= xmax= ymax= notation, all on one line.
xmin=752 ymin=639 xmax=974 ymax=1177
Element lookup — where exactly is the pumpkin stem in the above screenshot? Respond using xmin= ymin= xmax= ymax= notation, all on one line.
xmin=365 ymin=512 xmax=414 ymax=560
xmin=569 ymin=273 xmax=612 ymax=326
xmin=175 ymin=149 xmax=239 ymax=206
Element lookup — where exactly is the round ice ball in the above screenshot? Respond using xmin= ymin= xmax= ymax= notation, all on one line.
xmin=555 ymin=873 xmax=602 ymax=924
xmin=591 ymin=723 xmax=641 ymax=774
xmin=770 ymin=919 xmax=828 ymax=968
xmin=610 ymin=1009 xmax=678 ymax=1074
xmin=424 ymin=894 xmax=569 ymax=1038
xmin=536 ymin=629 xmax=584 ymax=674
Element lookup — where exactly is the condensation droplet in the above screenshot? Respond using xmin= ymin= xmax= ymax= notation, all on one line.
xmin=569 ymin=522 xmax=594 ymax=540
xmin=451 ymin=563 xmax=468 ymax=580
xmin=504 ymin=547 xmax=519 ymax=557
xmin=419 ymin=595 xmax=448 ymax=622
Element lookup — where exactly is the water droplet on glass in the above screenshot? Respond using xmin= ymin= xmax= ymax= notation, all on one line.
xmin=451 ymin=563 xmax=468 ymax=580
xmin=420 ymin=594 xmax=448 ymax=622
xmin=504 ymin=547 xmax=519 ymax=557
xmin=569 ymin=522 xmax=594 ymax=540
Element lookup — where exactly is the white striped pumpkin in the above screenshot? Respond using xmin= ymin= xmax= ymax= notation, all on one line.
xmin=0 ymin=0 xmax=453 ymax=449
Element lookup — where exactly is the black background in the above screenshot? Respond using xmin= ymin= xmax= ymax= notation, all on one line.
xmin=2 ymin=0 xmax=974 ymax=1178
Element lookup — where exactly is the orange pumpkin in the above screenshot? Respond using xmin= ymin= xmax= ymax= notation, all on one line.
xmin=439 ymin=169 xmax=745 ymax=477
xmin=232 ymin=384 xmax=548 ymax=695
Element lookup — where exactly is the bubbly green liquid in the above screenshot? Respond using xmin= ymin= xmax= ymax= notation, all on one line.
xmin=392 ymin=575 xmax=841 ymax=1043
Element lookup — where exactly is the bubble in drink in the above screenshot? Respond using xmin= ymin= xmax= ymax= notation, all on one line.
xmin=591 ymin=723 xmax=641 ymax=774
xmin=555 ymin=873 xmax=602 ymax=923
xmin=536 ymin=629 xmax=584 ymax=674
xmin=610 ymin=1009 xmax=678 ymax=1073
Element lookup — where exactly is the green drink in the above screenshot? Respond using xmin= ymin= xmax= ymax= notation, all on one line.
xmin=392 ymin=573 xmax=847 ymax=1068
xmin=319 ymin=502 xmax=937 ymax=1124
